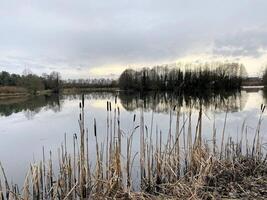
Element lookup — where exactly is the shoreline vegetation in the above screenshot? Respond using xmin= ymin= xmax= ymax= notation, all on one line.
xmin=0 ymin=86 xmax=54 ymax=99
xmin=1 ymin=62 xmax=267 ymax=99
xmin=0 ymin=86 xmax=119 ymax=99
xmin=0 ymin=70 xmax=62 ymax=99
xmin=0 ymin=95 xmax=266 ymax=199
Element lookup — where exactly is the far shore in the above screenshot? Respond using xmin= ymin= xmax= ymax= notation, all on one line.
xmin=0 ymin=86 xmax=54 ymax=99
xmin=0 ymin=86 xmax=119 ymax=99
xmin=0 ymin=85 xmax=266 ymax=99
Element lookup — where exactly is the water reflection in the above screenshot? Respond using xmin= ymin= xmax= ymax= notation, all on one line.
xmin=263 ymin=88 xmax=267 ymax=104
xmin=0 ymin=90 xmax=260 ymax=118
xmin=62 ymin=92 xmax=116 ymax=101
xmin=0 ymin=89 xmax=265 ymax=186
xmin=119 ymin=91 xmax=248 ymax=113
xmin=0 ymin=95 xmax=61 ymax=118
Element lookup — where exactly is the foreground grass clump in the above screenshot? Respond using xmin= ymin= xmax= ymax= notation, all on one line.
xmin=0 ymin=95 xmax=266 ymax=200
xmin=153 ymin=156 xmax=267 ymax=199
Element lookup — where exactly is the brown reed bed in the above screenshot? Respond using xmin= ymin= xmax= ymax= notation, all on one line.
xmin=0 ymin=95 xmax=266 ymax=199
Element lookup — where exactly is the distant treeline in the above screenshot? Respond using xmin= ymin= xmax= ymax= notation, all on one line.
xmin=0 ymin=71 xmax=62 ymax=94
xmin=119 ymin=62 xmax=247 ymax=92
xmin=63 ymin=78 xmax=117 ymax=88
xmin=1 ymin=62 xmax=249 ymax=94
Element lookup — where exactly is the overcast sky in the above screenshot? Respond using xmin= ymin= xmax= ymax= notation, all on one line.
xmin=1 ymin=0 xmax=267 ymax=78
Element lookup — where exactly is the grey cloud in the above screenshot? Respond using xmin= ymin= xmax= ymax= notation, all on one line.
xmin=213 ymin=28 xmax=267 ymax=57
xmin=0 ymin=0 xmax=267 ymax=77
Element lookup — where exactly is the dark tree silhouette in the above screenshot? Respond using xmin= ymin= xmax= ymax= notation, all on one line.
xmin=0 ymin=71 xmax=62 ymax=94
xmin=118 ymin=62 xmax=246 ymax=93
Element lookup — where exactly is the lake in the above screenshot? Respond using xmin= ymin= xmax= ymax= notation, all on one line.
xmin=0 ymin=89 xmax=267 ymax=186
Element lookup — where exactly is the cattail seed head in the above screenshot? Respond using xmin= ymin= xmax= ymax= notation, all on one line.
xmin=94 ymin=118 xmax=97 ymax=137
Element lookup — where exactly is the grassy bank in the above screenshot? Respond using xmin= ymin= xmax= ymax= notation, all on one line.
xmin=0 ymin=86 xmax=29 ymax=98
xmin=0 ymin=96 xmax=266 ymax=199
xmin=0 ymin=86 xmax=118 ymax=98
xmin=0 ymin=86 xmax=54 ymax=98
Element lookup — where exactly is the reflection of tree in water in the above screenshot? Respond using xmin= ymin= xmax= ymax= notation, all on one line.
xmin=62 ymin=92 xmax=116 ymax=101
xmin=24 ymin=108 xmax=41 ymax=120
xmin=0 ymin=94 xmax=61 ymax=118
xmin=119 ymin=91 xmax=248 ymax=113
xmin=0 ymin=90 xmax=251 ymax=118
xmin=0 ymin=92 xmax=116 ymax=118
xmin=263 ymin=88 xmax=267 ymax=104
xmin=64 ymin=91 xmax=249 ymax=113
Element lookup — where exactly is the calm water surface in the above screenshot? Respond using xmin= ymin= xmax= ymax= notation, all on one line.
xmin=0 ymin=89 xmax=267 ymax=186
